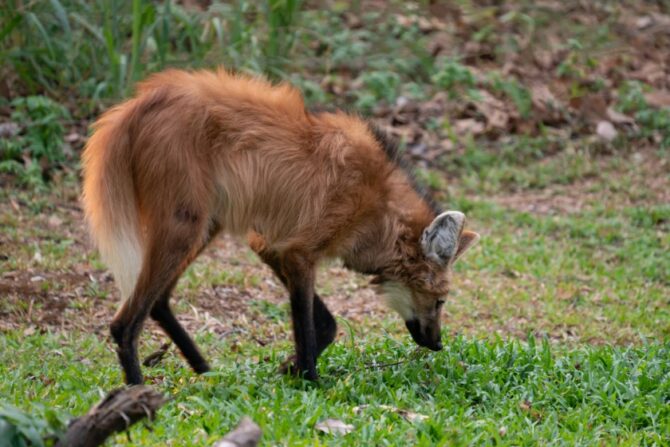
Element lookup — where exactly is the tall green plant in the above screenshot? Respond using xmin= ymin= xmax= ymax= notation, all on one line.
xmin=1 ymin=0 xmax=305 ymax=107
xmin=0 ymin=95 xmax=70 ymax=187
xmin=263 ymin=0 xmax=303 ymax=78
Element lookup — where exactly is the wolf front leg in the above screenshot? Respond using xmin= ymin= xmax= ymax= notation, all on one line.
xmin=281 ymin=251 xmax=319 ymax=380
xmin=251 ymin=242 xmax=337 ymax=360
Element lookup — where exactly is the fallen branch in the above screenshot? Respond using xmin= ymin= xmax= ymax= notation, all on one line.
xmin=213 ymin=417 xmax=262 ymax=447
xmin=143 ymin=343 xmax=171 ymax=367
xmin=55 ymin=386 xmax=166 ymax=447
xmin=363 ymin=359 xmax=410 ymax=369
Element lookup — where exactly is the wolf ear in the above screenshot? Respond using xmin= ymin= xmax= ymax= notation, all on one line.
xmin=453 ymin=230 xmax=480 ymax=262
xmin=421 ymin=211 xmax=479 ymax=266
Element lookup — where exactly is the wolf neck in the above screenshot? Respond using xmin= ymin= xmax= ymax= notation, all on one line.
xmin=310 ymin=114 xmax=438 ymax=274
xmin=343 ymin=166 xmax=436 ymax=276
xmin=352 ymin=125 xmax=438 ymax=274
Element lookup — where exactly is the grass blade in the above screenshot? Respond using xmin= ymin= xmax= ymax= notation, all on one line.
xmin=25 ymin=12 xmax=55 ymax=58
xmin=48 ymin=0 xmax=71 ymax=37
xmin=0 ymin=14 xmax=22 ymax=43
xmin=69 ymin=12 xmax=105 ymax=44
xmin=128 ymin=0 xmax=143 ymax=90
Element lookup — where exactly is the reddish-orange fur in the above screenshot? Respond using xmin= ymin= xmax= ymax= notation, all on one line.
xmin=82 ymin=68 xmax=478 ymax=384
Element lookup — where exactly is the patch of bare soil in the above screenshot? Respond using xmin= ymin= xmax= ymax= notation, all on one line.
xmin=489 ymin=150 xmax=670 ymax=215
xmin=0 ymin=192 xmax=389 ymax=341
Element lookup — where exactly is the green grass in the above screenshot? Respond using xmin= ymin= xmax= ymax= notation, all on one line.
xmin=450 ymin=199 xmax=670 ymax=344
xmin=1 ymin=331 xmax=669 ymax=446
xmin=0 ymin=0 xmax=304 ymax=102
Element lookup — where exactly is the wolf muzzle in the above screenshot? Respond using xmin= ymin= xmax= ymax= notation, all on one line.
xmin=405 ymin=319 xmax=443 ymax=351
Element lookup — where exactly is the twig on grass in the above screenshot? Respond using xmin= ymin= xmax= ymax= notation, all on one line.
xmin=362 ymin=359 xmax=411 ymax=370
xmin=143 ymin=343 xmax=171 ymax=367
xmin=54 ymin=385 xmax=166 ymax=447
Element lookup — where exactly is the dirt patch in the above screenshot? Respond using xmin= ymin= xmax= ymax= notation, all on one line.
xmin=0 ymin=194 xmax=390 ymax=338
xmin=489 ymin=150 xmax=670 ymax=215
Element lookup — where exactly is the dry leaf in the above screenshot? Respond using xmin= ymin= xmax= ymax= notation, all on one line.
xmin=64 ymin=132 xmax=81 ymax=143
xmin=530 ymin=84 xmax=559 ymax=111
xmin=572 ymin=93 xmax=608 ymax=123
xmin=533 ymin=49 xmax=554 ymax=70
xmin=396 ymin=409 xmax=428 ymax=423
xmin=315 ymin=419 xmax=354 ymax=435
xmin=454 ymin=118 xmax=485 ymax=135
xmin=0 ymin=122 xmax=19 ymax=138
xmin=47 ymin=215 xmax=63 ymax=228
xmin=644 ymin=91 xmax=670 ymax=108
xmin=636 ymin=16 xmax=653 ymax=29
xmin=596 ymin=120 xmax=617 ymax=141
xmin=529 ymin=83 xmax=565 ymax=124
xmin=427 ymin=31 xmax=452 ymax=57
xmin=474 ymin=90 xmax=509 ymax=131
xmin=606 ymin=108 xmax=635 ymax=125
xmin=629 ymin=62 xmax=666 ymax=86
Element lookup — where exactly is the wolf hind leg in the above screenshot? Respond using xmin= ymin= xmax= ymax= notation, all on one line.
xmin=111 ymin=209 xmax=210 ymax=384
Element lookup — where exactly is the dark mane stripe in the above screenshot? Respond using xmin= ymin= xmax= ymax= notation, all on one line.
xmin=367 ymin=122 xmax=442 ymax=216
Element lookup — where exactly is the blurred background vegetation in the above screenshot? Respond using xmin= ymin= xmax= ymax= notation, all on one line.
xmin=1 ymin=0 xmax=668 ymax=189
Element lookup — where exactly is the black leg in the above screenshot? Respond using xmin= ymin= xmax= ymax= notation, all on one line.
xmin=279 ymin=252 xmax=318 ymax=380
xmin=111 ymin=307 xmax=150 ymax=385
xmin=278 ymin=294 xmax=336 ymax=377
xmin=147 ymin=221 xmax=221 ymax=374
xmin=254 ymin=245 xmax=337 ymax=372
xmin=288 ymin=287 xmax=318 ymax=379
xmin=150 ymin=297 xmax=210 ymax=374
xmin=313 ymin=294 xmax=337 ymax=357
xmin=110 ymin=216 xmax=208 ymax=385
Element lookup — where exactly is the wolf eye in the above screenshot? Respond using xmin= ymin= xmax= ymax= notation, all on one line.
xmin=436 ymin=299 xmax=445 ymax=309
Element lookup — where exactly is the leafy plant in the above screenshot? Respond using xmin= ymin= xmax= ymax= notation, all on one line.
xmin=0 ymin=403 xmax=67 ymax=447
xmin=636 ymin=107 xmax=670 ymax=148
xmin=289 ymin=76 xmax=328 ymax=105
xmin=617 ymin=81 xmax=670 ymax=148
xmin=431 ymin=58 xmax=477 ymax=99
xmin=0 ymin=95 xmax=70 ymax=186
xmin=617 ymin=81 xmax=648 ymax=113
xmin=0 ymin=0 xmax=306 ymax=105
xmin=262 ymin=0 xmax=303 ymax=78
xmin=489 ymin=75 xmax=532 ymax=118
xmin=354 ymin=71 xmax=401 ymax=112
xmin=10 ymin=96 xmax=69 ymax=164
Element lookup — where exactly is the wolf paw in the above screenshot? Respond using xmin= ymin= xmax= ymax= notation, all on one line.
xmin=278 ymin=355 xmax=318 ymax=380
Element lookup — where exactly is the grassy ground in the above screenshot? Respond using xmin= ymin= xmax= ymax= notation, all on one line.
xmin=2 ymin=331 xmax=669 ymax=446
xmin=2 ymin=1 xmax=670 ymax=445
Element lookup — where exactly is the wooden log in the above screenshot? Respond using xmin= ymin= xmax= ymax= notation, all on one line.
xmin=55 ymin=386 xmax=166 ymax=447
xmin=212 ymin=417 xmax=262 ymax=447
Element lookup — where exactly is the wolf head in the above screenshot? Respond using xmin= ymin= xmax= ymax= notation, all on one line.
xmin=376 ymin=211 xmax=479 ymax=350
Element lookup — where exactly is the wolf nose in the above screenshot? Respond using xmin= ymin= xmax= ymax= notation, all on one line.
xmin=434 ymin=341 xmax=443 ymax=351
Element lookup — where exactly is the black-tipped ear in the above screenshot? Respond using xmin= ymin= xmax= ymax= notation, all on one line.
xmin=421 ymin=211 xmax=465 ymax=266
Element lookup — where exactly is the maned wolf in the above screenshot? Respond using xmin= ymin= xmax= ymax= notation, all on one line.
xmin=82 ymin=68 xmax=480 ymax=384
